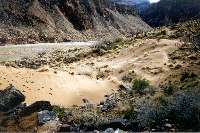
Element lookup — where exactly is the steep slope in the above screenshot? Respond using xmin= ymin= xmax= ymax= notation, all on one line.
xmin=141 ymin=0 xmax=200 ymax=27
xmin=0 ymin=0 xmax=151 ymax=44
xmin=111 ymin=0 xmax=150 ymax=12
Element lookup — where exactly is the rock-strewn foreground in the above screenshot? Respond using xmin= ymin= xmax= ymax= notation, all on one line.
xmin=0 ymin=0 xmax=151 ymax=44
xmin=0 ymin=23 xmax=200 ymax=132
xmin=0 ymin=20 xmax=200 ymax=132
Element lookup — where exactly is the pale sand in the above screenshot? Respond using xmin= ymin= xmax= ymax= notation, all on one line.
xmin=0 ymin=66 xmax=117 ymax=106
xmin=0 ymin=39 xmax=181 ymax=107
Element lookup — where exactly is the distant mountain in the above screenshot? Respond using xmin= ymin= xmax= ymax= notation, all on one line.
xmin=141 ymin=0 xmax=200 ymax=27
xmin=111 ymin=0 xmax=150 ymax=12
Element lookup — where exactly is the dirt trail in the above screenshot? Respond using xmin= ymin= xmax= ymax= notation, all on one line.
xmin=104 ymin=39 xmax=180 ymax=86
xmin=0 ymin=39 xmax=181 ymax=106
xmin=71 ymin=39 xmax=181 ymax=86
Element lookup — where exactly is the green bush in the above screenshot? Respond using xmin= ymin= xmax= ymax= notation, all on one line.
xmin=132 ymin=79 xmax=150 ymax=94
xmin=163 ymin=83 xmax=176 ymax=95
xmin=180 ymin=72 xmax=198 ymax=82
xmin=123 ymin=108 xmax=137 ymax=120
xmin=53 ymin=106 xmax=66 ymax=119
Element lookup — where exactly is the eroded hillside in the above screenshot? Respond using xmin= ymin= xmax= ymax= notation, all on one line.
xmin=0 ymin=0 xmax=151 ymax=44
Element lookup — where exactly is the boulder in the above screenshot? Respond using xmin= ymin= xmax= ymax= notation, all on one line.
xmin=19 ymin=101 xmax=52 ymax=116
xmin=38 ymin=110 xmax=57 ymax=124
xmin=0 ymin=85 xmax=25 ymax=112
xmin=58 ymin=124 xmax=71 ymax=132
xmin=98 ymin=119 xmax=138 ymax=131
xmin=100 ymin=94 xmax=117 ymax=112
xmin=104 ymin=128 xmax=115 ymax=133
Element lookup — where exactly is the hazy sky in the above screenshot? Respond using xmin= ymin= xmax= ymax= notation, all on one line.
xmin=149 ymin=0 xmax=160 ymax=3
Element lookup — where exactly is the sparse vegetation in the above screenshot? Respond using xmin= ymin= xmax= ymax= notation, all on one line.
xmin=0 ymin=1 xmax=200 ymax=132
xmin=95 ymin=38 xmax=127 ymax=54
xmin=52 ymin=106 xmax=66 ymax=119
xmin=163 ymin=83 xmax=176 ymax=95
xmin=122 ymin=70 xmax=136 ymax=83
xmin=132 ymin=79 xmax=150 ymax=94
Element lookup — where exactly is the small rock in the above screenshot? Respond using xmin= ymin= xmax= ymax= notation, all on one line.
xmin=165 ymin=123 xmax=172 ymax=128
xmin=101 ymin=94 xmax=117 ymax=112
xmin=170 ymin=128 xmax=176 ymax=132
xmin=119 ymin=84 xmax=131 ymax=92
xmin=104 ymin=128 xmax=115 ymax=133
xmin=82 ymin=98 xmax=90 ymax=103
xmin=38 ymin=110 xmax=57 ymax=124
xmin=58 ymin=124 xmax=71 ymax=132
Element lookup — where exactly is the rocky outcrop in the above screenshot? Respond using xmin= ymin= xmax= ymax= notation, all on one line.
xmin=141 ymin=0 xmax=200 ymax=27
xmin=0 ymin=0 xmax=151 ymax=44
xmin=0 ymin=85 xmax=54 ymax=132
xmin=19 ymin=101 xmax=52 ymax=116
xmin=28 ymin=0 xmax=55 ymax=28
xmin=0 ymin=85 xmax=25 ymax=112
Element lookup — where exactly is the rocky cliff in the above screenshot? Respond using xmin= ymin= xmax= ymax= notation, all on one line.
xmin=141 ymin=0 xmax=200 ymax=27
xmin=0 ymin=0 xmax=151 ymax=44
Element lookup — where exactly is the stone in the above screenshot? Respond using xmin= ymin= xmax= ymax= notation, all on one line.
xmin=19 ymin=101 xmax=52 ymax=116
xmin=58 ymin=124 xmax=71 ymax=132
xmin=98 ymin=119 xmax=134 ymax=131
xmin=104 ymin=128 xmax=115 ymax=133
xmin=165 ymin=123 xmax=172 ymax=128
xmin=38 ymin=110 xmax=57 ymax=124
xmin=119 ymin=84 xmax=132 ymax=92
xmin=0 ymin=85 xmax=25 ymax=112
xmin=101 ymin=94 xmax=117 ymax=112
xmin=37 ymin=119 xmax=61 ymax=132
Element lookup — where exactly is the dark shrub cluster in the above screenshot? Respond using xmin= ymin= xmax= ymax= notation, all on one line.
xmin=131 ymin=79 xmax=150 ymax=94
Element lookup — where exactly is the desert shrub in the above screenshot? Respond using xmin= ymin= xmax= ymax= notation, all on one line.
xmin=167 ymin=91 xmax=200 ymax=130
xmin=80 ymin=112 xmax=102 ymax=125
xmin=180 ymin=72 xmax=198 ymax=82
xmin=133 ymin=89 xmax=200 ymax=131
xmin=163 ymin=83 xmax=176 ymax=95
xmin=94 ymin=38 xmax=125 ymax=54
xmin=53 ymin=106 xmax=66 ymax=119
xmin=114 ymin=38 xmax=123 ymax=43
xmin=134 ymin=95 xmax=173 ymax=129
xmin=188 ymin=31 xmax=200 ymax=51
xmin=181 ymin=20 xmax=200 ymax=51
xmin=132 ymin=79 xmax=150 ymax=94
xmin=123 ymin=108 xmax=137 ymax=120
xmin=72 ymin=111 xmax=109 ymax=128
xmin=122 ymin=70 xmax=136 ymax=83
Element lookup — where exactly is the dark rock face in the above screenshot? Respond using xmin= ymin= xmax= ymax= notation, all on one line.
xmin=19 ymin=101 xmax=52 ymax=116
xmin=0 ymin=85 xmax=25 ymax=112
xmin=0 ymin=0 xmax=151 ymax=44
xmin=58 ymin=0 xmax=95 ymax=31
xmin=141 ymin=0 xmax=200 ymax=27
